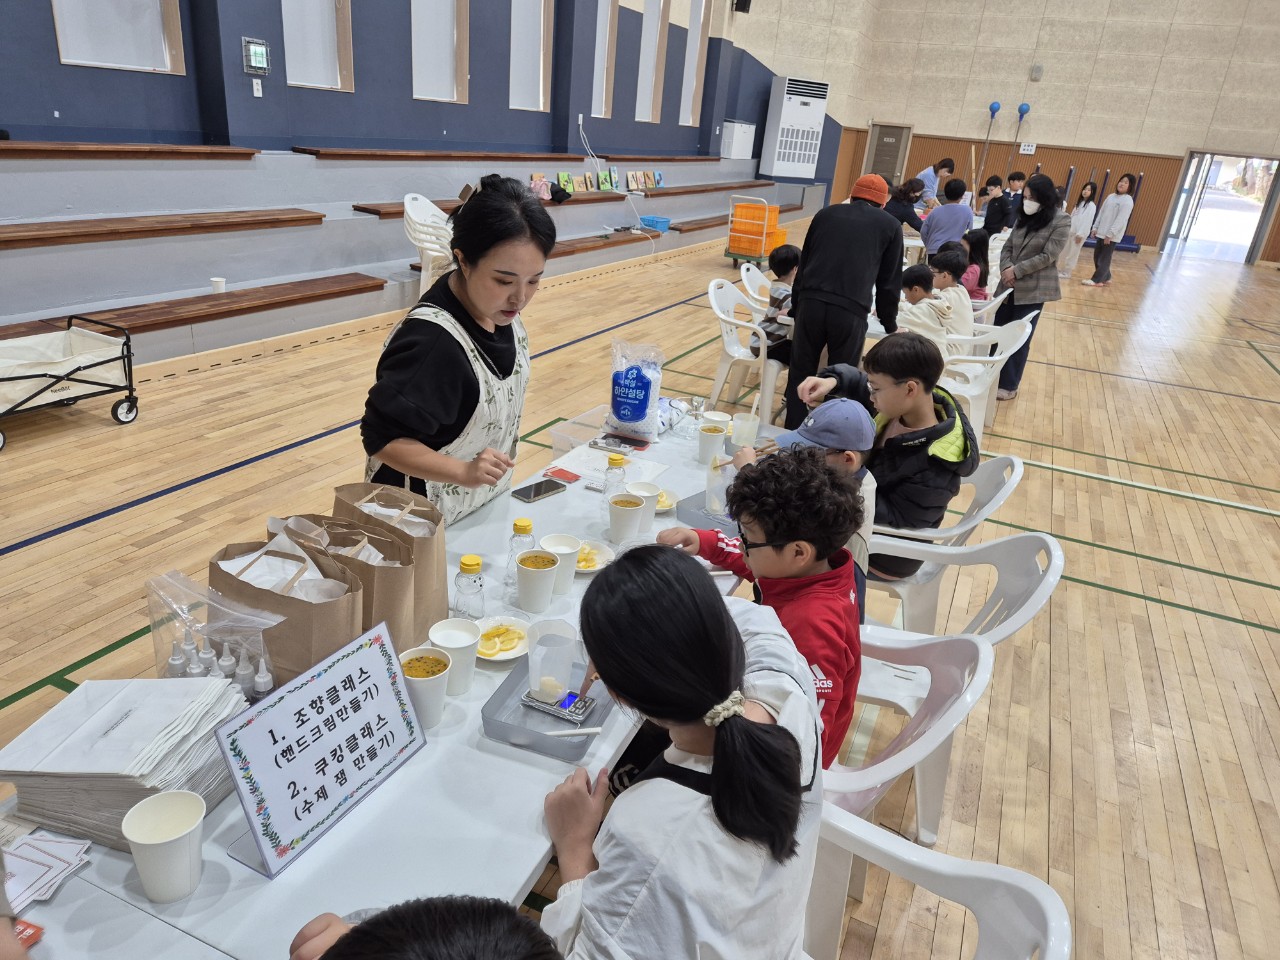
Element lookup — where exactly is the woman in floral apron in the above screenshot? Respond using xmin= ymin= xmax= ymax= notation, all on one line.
xmin=361 ymin=175 xmax=556 ymax=525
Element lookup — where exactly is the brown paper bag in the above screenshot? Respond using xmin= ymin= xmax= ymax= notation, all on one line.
xmin=209 ymin=541 xmax=363 ymax=685
xmin=277 ymin=514 xmax=415 ymax=654
xmin=332 ymin=484 xmax=448 ymax=645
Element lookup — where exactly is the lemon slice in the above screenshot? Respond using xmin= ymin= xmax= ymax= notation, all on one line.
xmin=577 ymin=544 xmax=599 ymax=570
xmin=478 ymin=636 xmax=500 ymax=657
xmin=657 ymin=492 xmax=673 ymax=509
xmin=499 ymin=632 xmax=522 ymax=652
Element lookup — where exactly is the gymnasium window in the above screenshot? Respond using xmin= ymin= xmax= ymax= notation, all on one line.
xmin=50 ymin=0 xmax=186 ymax=75
xmin=592 ymin=0 xmax=619 ymax=119
xmin=634 ymin=0 xmax=670 ymax=123
xmin=509 ymin=0 xmax=553 ymax=112
xmin=412 ymin=0 xmax=470 ymax=103
xmin=677 ymin=0 xmax=710 ymax=127
xmin=281 ymin=0 xmax=354 ymax=92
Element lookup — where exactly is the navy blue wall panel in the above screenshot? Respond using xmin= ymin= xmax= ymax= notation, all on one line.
xmin=0 ymin=0 xmax=837 ymax=191
xmin=0 ymin=0 xmax=204 ymax=143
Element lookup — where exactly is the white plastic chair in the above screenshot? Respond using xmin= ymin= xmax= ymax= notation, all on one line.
xmin=868 ymin=455 xmax=1024 ymax=634
xmin=969 ymin=286 xmax=1011 ymax=323
xmin=706 ymin=279 xmax=784 ymax=418
xmin=826 ymin=633 xmax=993 ymax=857
xmin=939 ymin=316 xmax=1035 ymax=444
xmin=805 ymin=803 xmax=1071 ymax=960
xmin=404 ymin=194 xmax=453 ymax=295
xmin=862 ymin=531 xmax=1064 ymax=654
xmin=739 ymin=262 xmax=771 ymax=309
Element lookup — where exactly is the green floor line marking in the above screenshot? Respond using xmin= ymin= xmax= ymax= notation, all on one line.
xmin=662 ymin=335 xmax=719 ymax=368
xmin=1059 ymin=575 xmax=1279 ymax=634
xmin=48 ymin=676 xmax=79 ymax=693
xmin=663 ymin=368 xmax=715 ymax=381
xmin=522 ymin=439 xmax=552 ymax=450
xmin=987 ymin=432 xmax=1280 ymax=495
xmin=980 ymin=516 xmax=1278 ymax=592
xmin=522 ymin=891 xmax=552 ymax=912
xmin=982 ymin=450 xmax=1280 ymax=518
xmin=0 ymin=624 xmax=151 ymax=712
xmin=520 ymin=417 xmax=564 ymax=443
xmin=1251 ymin=341 xmax=1280 ymax=379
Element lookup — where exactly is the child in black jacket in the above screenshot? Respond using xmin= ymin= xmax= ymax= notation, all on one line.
xmin=794 ymin=332 xmax=979 ymax=577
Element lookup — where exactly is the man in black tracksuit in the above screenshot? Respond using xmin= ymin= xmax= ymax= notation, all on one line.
xmin=786 ymin=174 xmax=903 ymax=429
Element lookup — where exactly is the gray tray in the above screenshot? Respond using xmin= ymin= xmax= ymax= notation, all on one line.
xmin=480 ymin=659 xmax=614 ymax=762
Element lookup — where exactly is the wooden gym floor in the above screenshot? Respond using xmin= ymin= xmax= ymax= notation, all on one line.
xmin=1 ymin=225 xmax=1278 ymax=958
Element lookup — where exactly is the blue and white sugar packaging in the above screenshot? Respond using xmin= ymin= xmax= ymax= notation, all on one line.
xmin=605 ymin=339 xmax=665 ymax=441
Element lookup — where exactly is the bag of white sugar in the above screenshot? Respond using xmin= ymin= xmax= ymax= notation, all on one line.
xmin=605 ymin=338 xmax=665 ymax=441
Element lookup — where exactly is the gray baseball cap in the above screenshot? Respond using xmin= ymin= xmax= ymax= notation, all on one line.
xmin=775 ymin=398 xmax=876 ymax=452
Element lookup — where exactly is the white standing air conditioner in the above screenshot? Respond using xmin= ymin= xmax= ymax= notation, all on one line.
xmin=758 ymin=76 xmax=829 ymax=179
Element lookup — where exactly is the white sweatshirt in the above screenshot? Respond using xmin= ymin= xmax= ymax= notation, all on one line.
xmin=1069 ymin=200 xmax=1096 ymax=240
xmin=1093 ymin=193 xmax=1133 ymax=242
xmin=541 ymin=598 xmax=823 ymax=960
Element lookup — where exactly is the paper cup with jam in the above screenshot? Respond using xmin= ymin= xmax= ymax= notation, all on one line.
xmin=515 ymin=549 xmax=559 ymax=614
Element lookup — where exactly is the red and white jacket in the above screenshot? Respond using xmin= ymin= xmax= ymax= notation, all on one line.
xmin=695 ymin=529 xmax=861 ymax=768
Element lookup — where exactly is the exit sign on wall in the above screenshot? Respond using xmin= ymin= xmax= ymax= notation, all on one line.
xmin=1019 ymin=143 xmax=1037 ymax=155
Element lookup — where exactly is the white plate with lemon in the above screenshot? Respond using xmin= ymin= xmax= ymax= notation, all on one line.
xmin=476 ymin=616 xmax=531 ymax=661
xmin=655 ymin=489 xmax=677 ymax=514
xmin=575 ymin=540 xmax=616 ymax=576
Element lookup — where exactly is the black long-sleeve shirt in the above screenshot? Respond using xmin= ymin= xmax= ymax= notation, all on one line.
xmin=360 ymin=272 xmax=516 ymax=460
xmin=793 ymin=199 xmax=903 ymax=332
xmin=884 ymin=197 xmax=924 ymax=232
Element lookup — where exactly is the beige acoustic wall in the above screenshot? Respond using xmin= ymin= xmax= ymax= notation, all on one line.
xmin=727 ymin=0 xmax=1280 ymax=158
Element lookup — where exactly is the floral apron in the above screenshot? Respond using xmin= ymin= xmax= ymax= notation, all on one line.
xmin=365 ymin=304 xmax=529 ymax=525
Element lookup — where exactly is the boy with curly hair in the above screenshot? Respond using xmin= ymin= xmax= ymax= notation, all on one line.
xmin=658 ymin=447 xmax=863 ymax=767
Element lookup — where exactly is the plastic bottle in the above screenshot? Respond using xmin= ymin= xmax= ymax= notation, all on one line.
xmin=452 ymin=554 xmax=486 ymax=620
xmin=196 ymin=636 xmax=216 ymax=674
xmin=165 ymin=639 xmax=187 ymax=678
xmin=207 ymin=660 xmax=226 ymax=680
xmin=600 ymin=453 xmax=627 ymax=523
xmin=504 ymin=518 xmax=536 ymax=602
xmin=184 ymin=648 xmax=206 ymax=677
xmin=234 ymin=648 xmax=255 ymax=697
xmin=217 ymin=642 xmax=237 ymax=678
xmin=250 ymin=659 xmax=274 ymax=703
xmin=180 ymin=625 xmax=197 ymax=664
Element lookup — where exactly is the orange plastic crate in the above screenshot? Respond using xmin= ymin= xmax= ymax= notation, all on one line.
xmin=727 ymin=234 xmax=767 ymax=256
xmin=764 ymin=227 xmax=787 ymax=253
xmin=732 ymin=203 xmax=779 ymax=230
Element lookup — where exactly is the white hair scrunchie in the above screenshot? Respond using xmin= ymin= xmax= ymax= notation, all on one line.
xmin=703 ymin=690 xmax=745 ymax=728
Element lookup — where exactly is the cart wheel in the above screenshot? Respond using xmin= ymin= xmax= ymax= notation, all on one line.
xmin=0 ymin=431 xmax=5 ymax=452
xmin=60 ymin=398 xmax=78 ymax=406
xmin=111 ymin=398 xmax=139 ymax=424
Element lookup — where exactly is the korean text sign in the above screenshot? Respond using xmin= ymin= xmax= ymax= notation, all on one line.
xmin=217 ymin=624 xmax=422 ymax=877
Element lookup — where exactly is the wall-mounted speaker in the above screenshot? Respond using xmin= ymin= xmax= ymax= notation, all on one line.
xmin=1030 ymin=64 xmax=1043 ymax=82
xmin=734 ymin=0 xmax=752 ymax=11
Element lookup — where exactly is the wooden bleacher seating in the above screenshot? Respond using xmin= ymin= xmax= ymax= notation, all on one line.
xmin=0 ymin=141 xmax=258 ymax=161
xmin=0 ymin=273 xmax=386 ymax=342
xmin=294 ymin=147 xmax=584 ymax=162
xmin=0 ymin=209 xmax=325 ymax=251
xmin=638 ymin=179 xmax=774 ymax=199
xmin=598 ymin=154 xmax=721 ymax=162
xmin=410 ymin=228 xmax=662 ymax=272
xmin=352 ymin=191 xmax=624 ymax=219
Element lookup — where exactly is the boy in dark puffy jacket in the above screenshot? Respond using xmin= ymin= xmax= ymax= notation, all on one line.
xmin=794 ymin=331 xmax=978 ymax=578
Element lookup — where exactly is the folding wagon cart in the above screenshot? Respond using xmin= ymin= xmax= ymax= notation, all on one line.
xmin=724 ymin=194 xmax=787 ymax=269
xmin=0 ymin=315 xmax=139 ymax=451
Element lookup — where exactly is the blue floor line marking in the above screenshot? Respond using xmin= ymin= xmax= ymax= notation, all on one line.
xmin=1 ymin=295 xmax=706 ymax=558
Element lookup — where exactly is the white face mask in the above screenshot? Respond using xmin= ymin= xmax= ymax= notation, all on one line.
xmin=1021 ymin=198 xmax=1041 ymax=215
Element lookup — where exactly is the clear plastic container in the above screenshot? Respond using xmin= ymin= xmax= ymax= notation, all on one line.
xmin=549 ymin=404 xmax=611 ymax=455
xmin=528 ymin=631 xmax=576 ymax=704
xmin=504 ymin=519 xmax=536 ymax=603
xmin=452 ymin=554 xmax=486 ymax=620
xmin=480 ymin=658 xmax=614 ymax=762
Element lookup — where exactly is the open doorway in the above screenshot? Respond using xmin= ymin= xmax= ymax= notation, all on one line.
xmin=1162 ymin=153 xmax=1278 ymax=263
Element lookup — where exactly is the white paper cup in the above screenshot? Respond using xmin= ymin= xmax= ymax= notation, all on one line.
xmin=516 ymin=549 xmax=559 ymax=614
xmin=698 ymin=425 xmax=727 ymax=464
xmin=608 ymin=494 xmax=645 ymax=543
xmin=732 ymin=413 xmax=760 ymax=448
xmin=210 ymin=277 xmax=226 ymax=294
xmin=540 ymin=534 xmax=582 ymax=595
xmin=703 ymin=411 xmax=731 ymax=430
xmin=625 ymin=482 xmax=662 ymax=533
xmin=121 ymin=791 xmax=206 ymax=904
xmin=427 ymin=619 xmax=481 ymax=695
xmin=400 ymin=646 xmax=452 ymax=728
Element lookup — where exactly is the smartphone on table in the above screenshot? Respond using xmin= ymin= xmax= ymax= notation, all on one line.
xmin=511 ymin=478 xmax=567 ymax=503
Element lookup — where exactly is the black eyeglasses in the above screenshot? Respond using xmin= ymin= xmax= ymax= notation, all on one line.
xmin=736 ymin=522 xmax=791 ymax=552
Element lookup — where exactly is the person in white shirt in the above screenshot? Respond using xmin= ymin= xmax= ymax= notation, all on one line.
xmin=1058 ymin=181 xmax=1097 ymax=278
xmin=926 ymin=248 xmax=975 ymax=344
xmin=1083 ymin=174 xmax=1135 ymax=287
xmin=540 ymin=546 xmax=822 ymax=960
xmin=893 ymin=263 xmax=956 ymax=357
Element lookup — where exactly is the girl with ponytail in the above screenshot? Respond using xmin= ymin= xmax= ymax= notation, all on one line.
xmin=540 ymin=546 xmax=823 ymax=959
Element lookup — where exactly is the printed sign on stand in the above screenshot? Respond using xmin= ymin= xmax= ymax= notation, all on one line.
xmin=217 ymin=624 xmax=422 ymax=877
